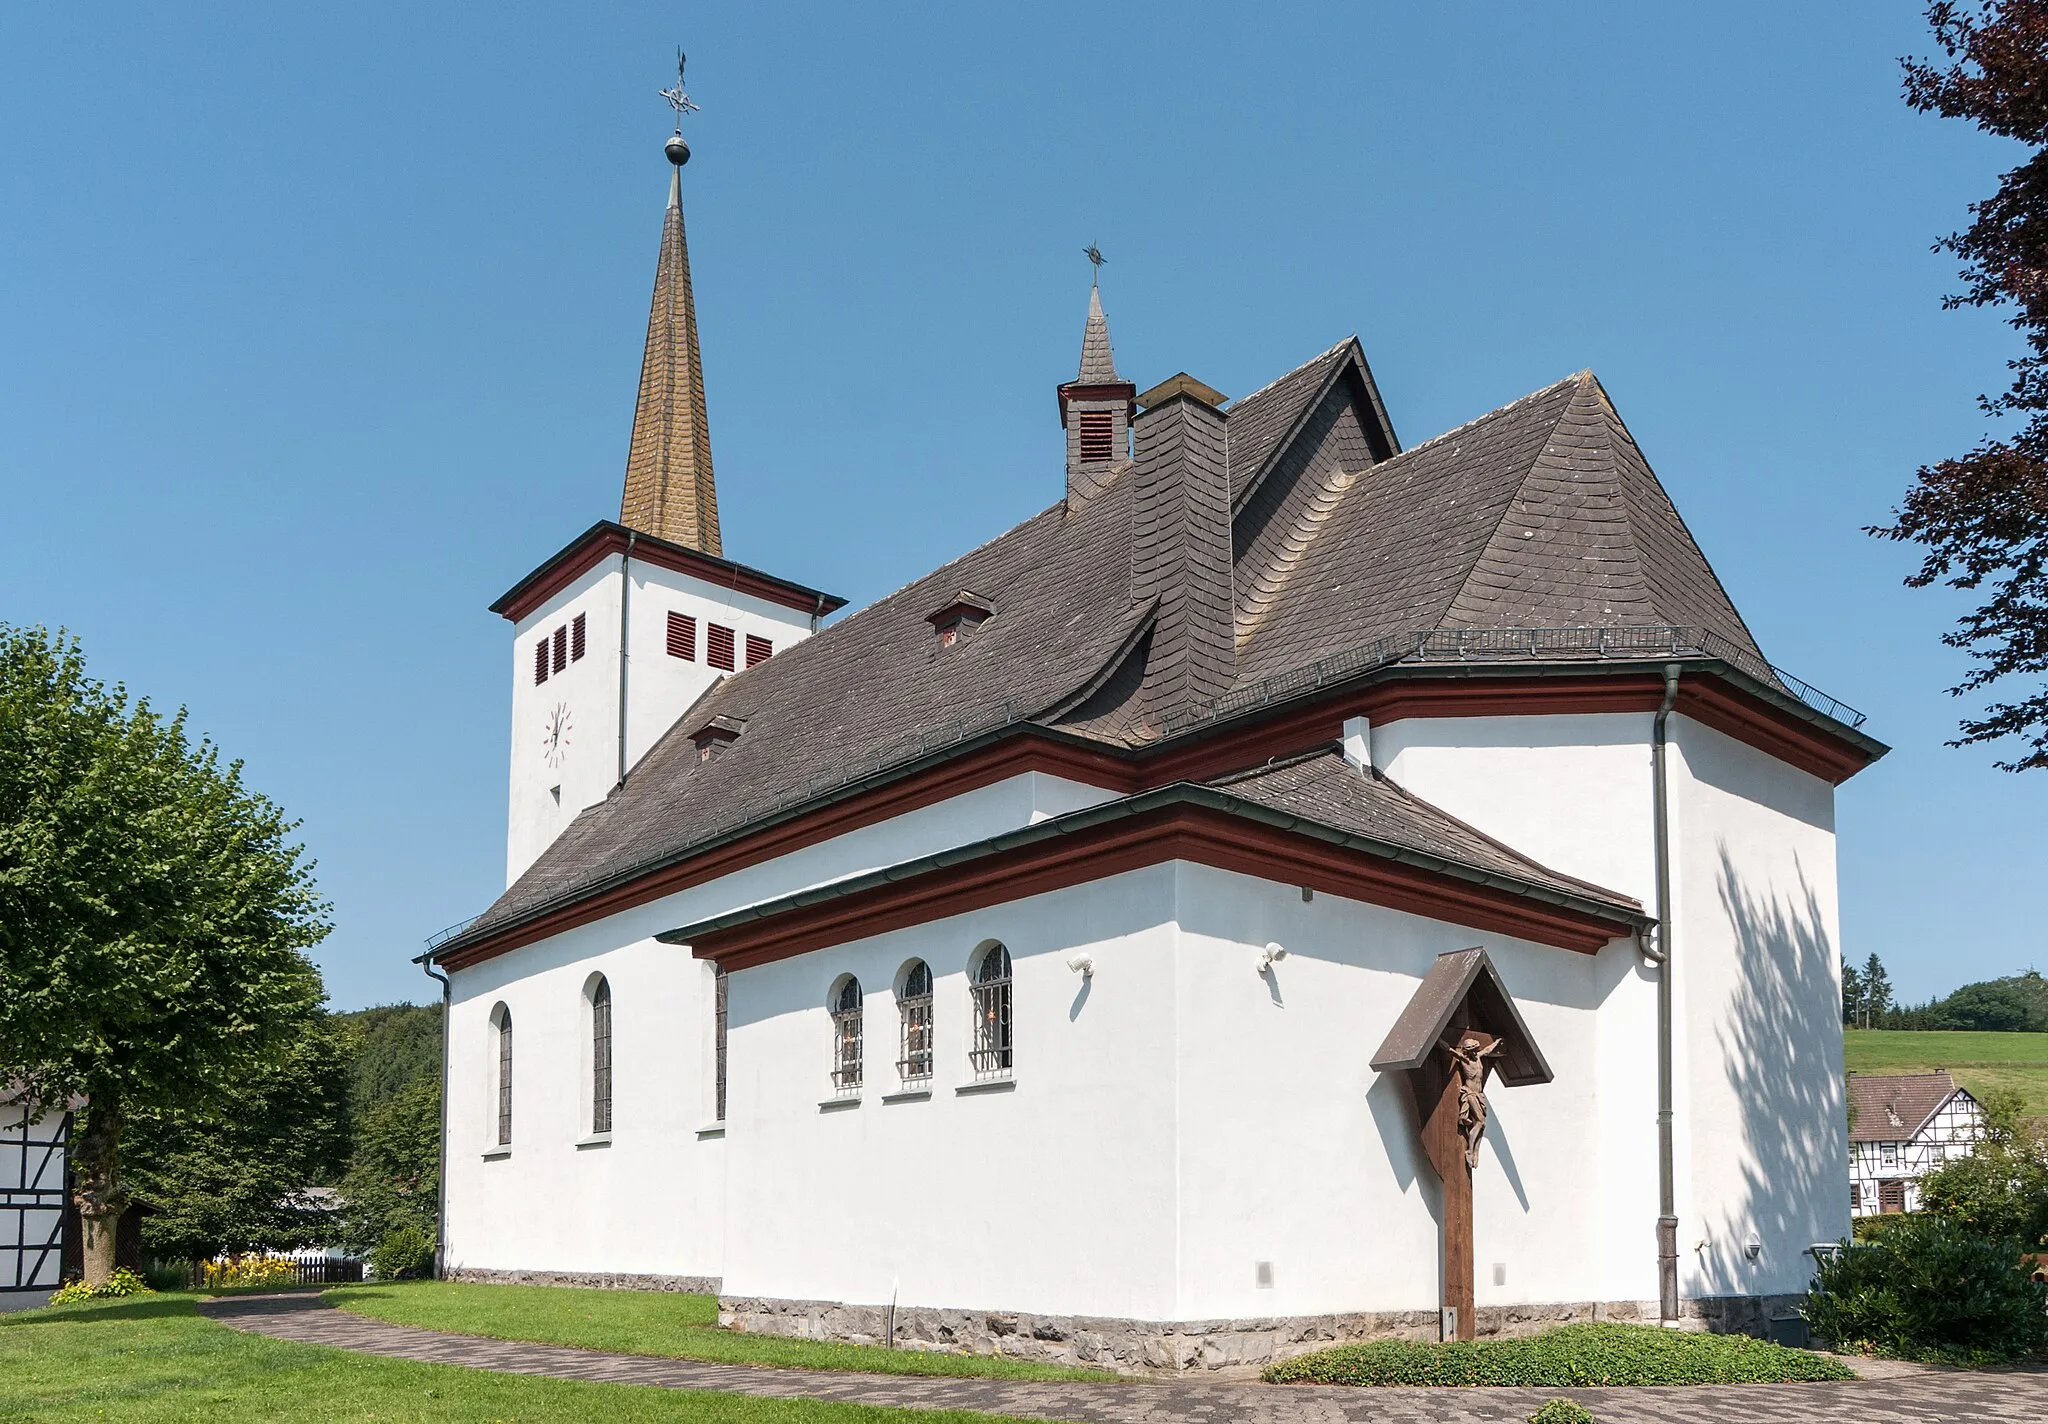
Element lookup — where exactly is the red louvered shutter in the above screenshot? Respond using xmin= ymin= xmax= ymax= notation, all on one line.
xmin=745 ymin=635 xmax=772 ymax=667
xmin=552 ymin=626 xmax=568 ymax=673
xmin=534 ymin=639 xmax=549 ymax=684
xmin=707 ymin=623 xmax=735 ymax=670
xmin=571 ymin=612 xmax=587 ymax=661
xmin=666 ymin=612 xmax=696 ymax=660
xmin=1078 ymin=410 xmax=1115 ymax=462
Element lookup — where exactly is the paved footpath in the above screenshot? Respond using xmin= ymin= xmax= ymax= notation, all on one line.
xmin=201 ymin=1293 xmax=2048 ymax=1424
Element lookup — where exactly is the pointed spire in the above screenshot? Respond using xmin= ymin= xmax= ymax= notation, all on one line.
xmin=621 ymin=99 xmax=721 ymax=554
xmin=1078 ymin=282 xmax=1120 ymax=384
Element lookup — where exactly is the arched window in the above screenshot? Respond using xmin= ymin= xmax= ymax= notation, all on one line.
xmin=712 ymin=965 xmax=728 ymax=1124
xmin=589 ymin=977 xmax=613 ymax=1134
xmin=896 ymin=961 xmax=933 ymax=1083
xmin=830 ymin=977 xmax=863 ymax=1094
xmin=969 ymin=943 xmax=1012 ymax=1078
xmin=491 ymin=1004 xmax=513 ymax=1146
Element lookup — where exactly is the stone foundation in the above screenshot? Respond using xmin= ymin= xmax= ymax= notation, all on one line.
xmin=447 ymin=1267 xmax=721 ymax=1294
xmin=718 ymin=1294 xmax=1792 ymax=1373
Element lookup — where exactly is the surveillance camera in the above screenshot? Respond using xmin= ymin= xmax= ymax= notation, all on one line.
xmin=1257 ymin=942 xmax=1288 ymax=973
xmin=1067 ymin=952 xmax=1095 ymax=977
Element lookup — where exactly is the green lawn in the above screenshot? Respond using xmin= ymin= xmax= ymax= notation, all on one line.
xmin=0 ymin=1293 xmax=1039 ymax=1423
xmin=1844 ymin=1029 xmax=2048 ymax=1122
xmin=327 ymin=1282 xmax=1117 ymax=1381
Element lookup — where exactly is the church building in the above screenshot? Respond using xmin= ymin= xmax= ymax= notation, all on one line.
xmin=425 ymin=97 xmax=1887 ymax=1370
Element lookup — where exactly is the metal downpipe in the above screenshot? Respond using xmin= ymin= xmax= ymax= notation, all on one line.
xmin=420 ymin=957 xmax=452 ymax=1280
xmin=1653 ymin=663 xmax=1680 ymax=1322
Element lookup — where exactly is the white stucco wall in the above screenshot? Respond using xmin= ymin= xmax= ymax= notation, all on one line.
xmin=1374 ymin=708 xmax=1846 ymax=1303
xmin=455 ymin=702 xmax=1848 ymax=1320
xmin=1669 ymin=718 xmax=1847 ymax=1296
xmin=506 ymin=555 xmax=820 ymax=885
xmin=446 ymin=769 xmax=1125 ymax=1279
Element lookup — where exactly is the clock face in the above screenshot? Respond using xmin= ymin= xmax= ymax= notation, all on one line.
xmin=540 ymin=702 xmax=572 ymax=768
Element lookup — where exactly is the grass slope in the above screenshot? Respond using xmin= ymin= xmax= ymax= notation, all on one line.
xmin=329 ymin=1282 xmax=1117 ymax=1381
xmin=1263 ymin=1323 xmax=1856 ymax=1387
xmin=1844 ymin=1029 xmax=2048 ymax=1121
xmin=0 ymin=1293 xmax=1032 ymax=1424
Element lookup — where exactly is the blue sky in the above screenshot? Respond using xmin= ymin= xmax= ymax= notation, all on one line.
xmin=3 ymin=3 xmax=2039 ymax=1009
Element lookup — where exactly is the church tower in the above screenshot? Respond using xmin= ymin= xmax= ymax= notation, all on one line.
xmin=492 ymin=60 xmax=843 ymax=885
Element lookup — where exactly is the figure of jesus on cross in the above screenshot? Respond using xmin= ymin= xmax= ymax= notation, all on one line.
xmin=1442 ymin=1028 xmax=1503 ymax=1170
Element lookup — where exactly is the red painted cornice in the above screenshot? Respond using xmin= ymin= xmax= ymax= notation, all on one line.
xmin=433 ymin=663 xmax=1874 ymax=972
xmin=491 ymin=521 xmax=848 ymax=624
xmin=684 ymin=801 xmax=1631 ymax=969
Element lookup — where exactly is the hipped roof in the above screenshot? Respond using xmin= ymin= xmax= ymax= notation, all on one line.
xmin=442 ymin=340 xmax=1866 ymax=958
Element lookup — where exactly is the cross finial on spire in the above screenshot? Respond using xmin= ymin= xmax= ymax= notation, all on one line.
xmin=1083 ymin=243 xmax=1106 ymax=286
xmin=660 ymin=48 xmax=699 ymax=167
xmin=660 ymin=49 xmax=699 ymax=129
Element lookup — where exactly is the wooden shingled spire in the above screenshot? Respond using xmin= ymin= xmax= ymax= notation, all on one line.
xmin=620 ymin=163 xmax=722 ymax=556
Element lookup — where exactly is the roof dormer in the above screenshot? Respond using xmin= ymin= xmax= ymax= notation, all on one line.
xmin=926 ymin=591 xmax=995 ymax=648
xmin=690 ymin=713 xmax=747 ymax=762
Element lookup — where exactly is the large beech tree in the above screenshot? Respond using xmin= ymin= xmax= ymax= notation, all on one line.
xmin=0 ymin=626 xmax=328 ymax=1283
xmin=1879 ymin=2 xmax=2048 ymax=768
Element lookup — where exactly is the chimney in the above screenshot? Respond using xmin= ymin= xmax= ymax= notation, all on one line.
xmin=1130 ymin=373 xmax=1235 ymax=725
xmin=1057 ymin=282 xmax=1137 ymax=513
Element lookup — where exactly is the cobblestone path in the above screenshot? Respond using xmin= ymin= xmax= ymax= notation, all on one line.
xmin=200 ymin=1292 xmax=2048 ymax=1423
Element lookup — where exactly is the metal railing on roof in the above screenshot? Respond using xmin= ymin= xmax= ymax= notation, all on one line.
xmin=1157 ymin=625 xmax=1868 ymax=738
xmin=426 ymin=625 xmax=1865 ymax=952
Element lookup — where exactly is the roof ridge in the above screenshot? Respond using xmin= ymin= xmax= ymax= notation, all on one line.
xmin=1375 ymin=372 xmax=1584 ymax=467
xmin=1429 ymin=377 xmax=1589 ymax=627
xmin=1226 ymin=336 xmax=1355 ymax=409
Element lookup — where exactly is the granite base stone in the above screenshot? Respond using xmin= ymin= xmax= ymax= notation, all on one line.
xmin=718 ymin=1294 xmax=1782 ymax=1372
xmin=448 ymin=1267 xmax=721 ymax=1294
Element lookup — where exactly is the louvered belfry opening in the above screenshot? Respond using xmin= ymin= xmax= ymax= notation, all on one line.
xmin=1078 ymin=409 xmax=1115 ymax=463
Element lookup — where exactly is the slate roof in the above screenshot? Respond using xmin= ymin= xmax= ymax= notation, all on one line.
xmin=1213 ymin=752 xmax=1640 ymax=916
xmin=1230 ymin=369 xmax=1769 ymax=683
xmin=442 ymin=341 xmax=1824 ymax=954
xmin=1848 ymin=1071 xmax=1968 ymax=1144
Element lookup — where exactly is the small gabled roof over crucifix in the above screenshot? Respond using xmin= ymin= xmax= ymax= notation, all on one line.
xmin=1370 ymin=946 xmax=1553 ymax=1087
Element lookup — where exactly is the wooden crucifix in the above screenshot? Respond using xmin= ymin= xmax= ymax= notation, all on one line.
xmin=1371 ymin=948 xmax=1552 ymax=1341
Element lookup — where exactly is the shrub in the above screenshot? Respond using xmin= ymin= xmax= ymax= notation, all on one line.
xmin=49 ymin=1267 xmax=154 ymax=1305
xmin=1529 ymin=1402 xmax=1595 ymax=1424
xmin=1805 ymin=1216 xmax=2048 ymax=1364
xmin=1262 ymin=1323 xmax=1852 ymax=1386
xmin=200 ymin=1254 xmax=300 ymax=1290
xmin=370 ymin=1224 xmax=435 ymax=1282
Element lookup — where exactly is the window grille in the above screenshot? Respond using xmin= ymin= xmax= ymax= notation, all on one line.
xmin=713 ymin=966 xmax=728 ymax=1122
xmin=831 ymin=977 xmax=863 ymax=1093
xmin=1078 ymin=409 xmax=1115 ymax=463
xmin=666 ymin=611 xmax=696 ymax=660
xmin=590 ymin=978 xmax=613 ymax=1134
xmin=571 ymin=612 xmax=587 ymax=662
xmin=969 ymin=944 xmax=1012 ymax=1078
xmin=707 ymin=623 xmax=736 ymax=671
xmin=896 ymin=960 xmax=933 ymax=1082
xmin=552 ymin=625 xmax=569 ymax=674
xmin=494 ymin=1007 xmax=514 ymax=1145
xmin=534 ymin=640 xmax=549 ymax=685
xmin=745 ymin=634 xmax=772 ymax=668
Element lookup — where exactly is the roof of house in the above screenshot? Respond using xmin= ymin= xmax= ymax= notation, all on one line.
xmin=1848 ymin=1071 xmax=1969 ymax=1143
xmin=439 ymin=338 xmax=1868 ymax=960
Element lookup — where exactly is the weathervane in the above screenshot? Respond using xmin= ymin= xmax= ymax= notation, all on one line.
xmin=660 ymin=49 xmax=699 ymax=167
xmin=1083 ymin=243 xmax=1107 ymax=284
